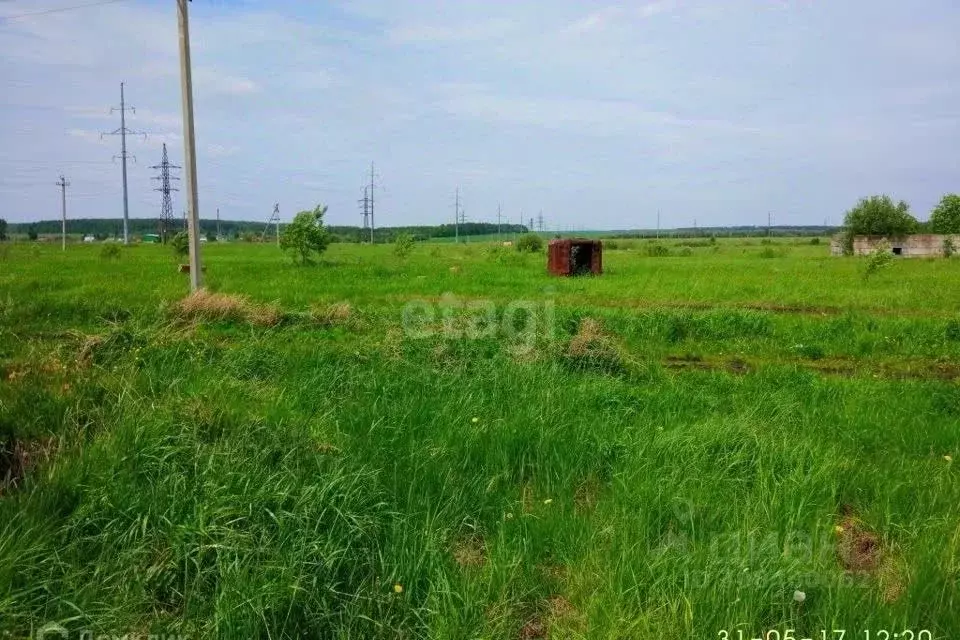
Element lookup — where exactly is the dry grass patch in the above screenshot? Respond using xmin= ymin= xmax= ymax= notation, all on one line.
xmin=835 ymin=507 xmax=909 ymax=603
xmin=173 ymin=289 xmax=282 ymax=327
xmin=452 ymin=534 xmax=487 ymax=569
xmin=564 ymin=318 xmax=626 ymax=373
xmin=311 ymin=301 xmax=354 ymax=328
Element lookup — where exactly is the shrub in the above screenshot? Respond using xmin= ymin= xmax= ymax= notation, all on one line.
xmin=605 ymin=240 xmax=619 ymax=250
xmin=810 ymin=237 xmax=821 ymax=245
xmin=943 ymin=236 xmax=955 ymax=258
xmin=0 ymin=218 xmax=7 ymax=241
xmin=759 ymin=247 xmax=777 ymax=259
xmin=99 ymin=244 xmax=121 ymax=261
xmin=280 ymin=204 xmax=331 ymax=264
xmin=863 ymin=241 xmax=894 ymax=280
xmin=27 ymin=226 xmax=38 ymax=241
xmin=171 ymin=231 xmax=189 ymax=259
xmin=678 ymin=247 xmax=693 ymax=257
xmin=645 ymin=243 xmax=670 ymax=257
xmin=515 ymin=233 xmax=544 ymax=253
xmin=393 ymin=233 xmax=414 ymax=259
xmin=946 ymin=319 xmax=960 ymax=342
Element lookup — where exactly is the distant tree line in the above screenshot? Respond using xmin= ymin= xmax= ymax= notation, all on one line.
xmin=608 ymin=225 xmax=839 ymax=239
xmin=5 ymin=218 xmax=529 ymax=243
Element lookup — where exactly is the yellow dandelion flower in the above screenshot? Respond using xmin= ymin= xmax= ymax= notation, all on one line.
xmin=393 ymin=583 xmax=403 ymax=594
xmin=834 ymin=525 xmax=844 ymax=535
xmin=945 ymin=455 xmax=953 ymax=462
xmin=471 ymin=417 xmax=479 ymax=424
xmin=543 ymin=498 xmax=553 ymax=505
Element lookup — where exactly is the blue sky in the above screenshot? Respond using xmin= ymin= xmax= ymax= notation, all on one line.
xmin=1 ymin=0 xmax=958 ymax=230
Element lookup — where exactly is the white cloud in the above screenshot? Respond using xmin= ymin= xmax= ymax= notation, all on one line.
xmin=206 ymin=143 xmax=238 ymax=158
xmin=434 ymin=84 xmax=760 ymax=138
xmin=388 ymin=18 xmax=516 ymax=44
xmin=565 ymin=1 xmax=680 ymax=35
xmin=195 ymin=68 xmax=259 ymax=96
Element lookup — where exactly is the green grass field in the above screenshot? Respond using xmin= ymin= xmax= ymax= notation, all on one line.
xmin=1 ymin=238 xmax=958 ymax=639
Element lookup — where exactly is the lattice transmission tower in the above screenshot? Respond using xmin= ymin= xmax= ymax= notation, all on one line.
xmin=150 ymin=143 xmax=180 ymax=243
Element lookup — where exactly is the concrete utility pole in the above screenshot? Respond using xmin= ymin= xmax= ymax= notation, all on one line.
xmin=216 ymin=207 xmax=221 ymax=240
xmin=657 ymin=209 xmax=661 ymax=239
xmin=767 ymin=212 xmax=773 ymax=237
xmin=178 ymin=0 xmax=203 ymax=290
xmin=497 ymin=202 xmax=502 ymax=242
xmin=103 ymin=82 xmax=143 ymax=245
xmin=56 ymin=175 xmax=70 ymax=250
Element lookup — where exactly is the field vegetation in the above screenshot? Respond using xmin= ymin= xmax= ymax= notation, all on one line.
xmin=1 ymin=236 xmax=958 ymax=638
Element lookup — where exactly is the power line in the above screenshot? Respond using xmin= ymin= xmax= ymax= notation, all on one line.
xmin=149 ymin=142 xmax=180 ymax=243
xmin=454 ymin=187 xmax=463 ymax=243
xmin=101 ymin=81 xmax=144 ymax=245
xmin=358 ymin=185 xmax=370 ymax=240
xmin=264 ymin=202 xmax=280 ymax=247
xmin=1 ymin=0 xmax=127 ymax=21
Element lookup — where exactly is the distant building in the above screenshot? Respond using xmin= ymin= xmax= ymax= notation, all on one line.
xmin=831 ymin=234 xmax=960 ymax=257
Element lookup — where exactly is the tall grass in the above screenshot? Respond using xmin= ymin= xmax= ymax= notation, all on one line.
xmin=1 ymin=243 xmax=958 ymax=637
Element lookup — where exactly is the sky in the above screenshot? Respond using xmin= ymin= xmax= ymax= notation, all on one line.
xmin=0 ymin=0 xmax=958 ymax=231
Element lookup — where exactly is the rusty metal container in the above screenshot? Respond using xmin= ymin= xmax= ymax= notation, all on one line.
xmin=547 ymin=239 xmax=602 ymax=276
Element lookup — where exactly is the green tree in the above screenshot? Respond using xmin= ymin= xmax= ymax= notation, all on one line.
xmin=843 ymin=195 xmax=917 ymax=237
xmin=280 ymin=204 xmax=331 ymax=264
xmin=27 ymin=225 xmax=38 ymax=241
xmin=0 ymin=218 xmax=7 ymax=241
xmin=929 ymin=194 xmax=960 ymax=234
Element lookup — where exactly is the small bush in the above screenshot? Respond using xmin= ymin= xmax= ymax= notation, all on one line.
xmin=946 ymin=319 xmax=960 ymax=342
xmin=810 ymin=237 xmax=821 ymax=245
xmin=99 ymin=244 xmax=121 ymax=261
xmin=645 ymin=243 xmax=671 ymax=257
xmin=516 ymin=233 xmax=544 ymax=253
xmin=605 ymin=240 xmax=619 ymax=250
xmin=678 ymin=247 xmax=693 ymax=257
xmin=943 ymin=236 xmax=955 ymax=258
xmin=759 ymin=247 xmax=777 ymax=259
xmin=863 ymin=241 xmax=894 ymax=280
xmin=393 ymin=233 xmax=415 ymax=259
xmin=171 ymin=232 xmax=189 ymax=259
